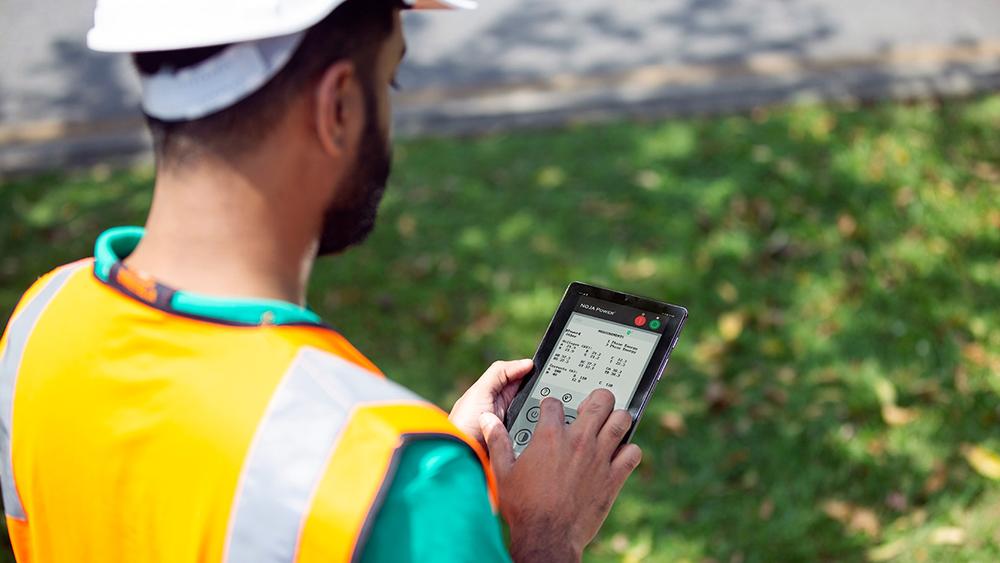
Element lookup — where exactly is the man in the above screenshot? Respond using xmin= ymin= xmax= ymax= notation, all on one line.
xmin=0 ymin=0 xmax=643 ymax=561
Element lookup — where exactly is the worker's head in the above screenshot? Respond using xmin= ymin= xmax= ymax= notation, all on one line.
xmin=129 ymin=0 xmax=406 ymax=255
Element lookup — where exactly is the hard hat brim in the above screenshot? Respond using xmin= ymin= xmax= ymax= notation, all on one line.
xmin=409 ymin=0 xmax=478 ymax=9
xmin=88 ymin=0 xmax=476 ymax=53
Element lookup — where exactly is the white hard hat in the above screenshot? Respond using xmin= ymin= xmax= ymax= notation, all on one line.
xmin=86 ymin=0 xmax=474 ymax=121
xmin=88 ymin=0 xmax=475 ymax=53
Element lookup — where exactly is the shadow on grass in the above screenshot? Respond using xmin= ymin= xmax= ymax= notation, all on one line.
xmin=1 ymin=96 xmax=998 ymax=561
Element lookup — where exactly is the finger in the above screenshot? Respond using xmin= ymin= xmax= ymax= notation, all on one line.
xmin=480 ymin=412 xmax=515 ymax=478
xmin=536 ymin=397 xmax=565 ymax=432
xmin=597 ymin=409 xmax=633 ymax=454
xmin=573 ymin=388 xmax=615 ymax=436
xmin=481 ymin=359 xmax=535 ymax=392
xmin=610 ymin=443 xmax=643 ymax=484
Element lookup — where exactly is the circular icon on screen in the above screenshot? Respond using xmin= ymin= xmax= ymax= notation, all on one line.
xmin=526 ymin=406 xmax=541 ymax=422
xmin=564 ymin=414 xmax=576 ymax=425
xmin=514 ymin=429 xmax=532 ymax=445
xmin=561 ymin=393 xmax=573 ymax=403
xmin=539 ymin=387 xmax=551 ymax=397
xmin=634 ymin=315 xmax=647 ymax=327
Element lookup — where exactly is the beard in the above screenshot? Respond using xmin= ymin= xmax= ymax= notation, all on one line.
xmin=315 ymin=87 xmax=392 ymax=256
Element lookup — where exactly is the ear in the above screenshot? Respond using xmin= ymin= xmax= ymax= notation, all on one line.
xmin=314 ymin=60 xmax=363 ymax=158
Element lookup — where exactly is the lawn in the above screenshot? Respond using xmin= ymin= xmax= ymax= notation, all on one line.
xmin=1 ymin=95 xmax=998 ymax=562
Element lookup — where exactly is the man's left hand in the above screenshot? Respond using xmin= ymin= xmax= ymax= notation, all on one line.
xmin=449 ymin=359 xmax=534 ymax=449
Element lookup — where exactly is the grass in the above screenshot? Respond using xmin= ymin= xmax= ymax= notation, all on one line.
xmin=2 ymin=95 xmax=998 ymax=562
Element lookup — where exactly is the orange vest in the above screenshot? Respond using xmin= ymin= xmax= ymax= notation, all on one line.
xmin=0 ymin=259 xmax=497 ymax=562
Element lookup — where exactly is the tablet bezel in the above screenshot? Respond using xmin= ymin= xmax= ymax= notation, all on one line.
xmin=504 ymin=281 xmax=688 ymax=443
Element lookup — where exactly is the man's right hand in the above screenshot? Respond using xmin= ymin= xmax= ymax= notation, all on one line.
xmin=479 ymin=389 xmax=643 ymax=563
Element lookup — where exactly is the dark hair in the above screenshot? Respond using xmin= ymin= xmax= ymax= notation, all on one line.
xmin=133 ymin=0 xmax=401 ymax=166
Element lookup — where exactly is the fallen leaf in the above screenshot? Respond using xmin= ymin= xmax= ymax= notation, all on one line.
xmin=867 ymin=438 xmax=887 ymax=457
xmin=765 ymin=386 xmax=789 ymax=406
xmin=930 ymin=526 xmax=966 ymax=546
xmin=751 ymin=144 xmax=773 ymax=162
xmin=973 ymin=161 xmax=1000 ymax=182
xmin=718 ymin=312 xmax=745 ymax=342
xmin=659 ymin=411 xmax=686 ymax=435
xmin=580 ymin=198 xmax=630 ymax=220
xmin=821 ymin=499 xmax=881 ymax=537
xmin=609 ymin=533 xmax=629 ymax=554
xmin=616 ymin=257 xmax=658 ymax=281
xmin=758 ymin=498 xmax=775 ymax=521
xmin=873 ymin=378 xmax=897 ymax=407
xmin=872 ymin=377 xmax=918 ymax=426
xmin=837 ymin=213 xmax=858 ymax=237
xmin=633 ymin=169 xmax=662 ymax=191
xmin=396 ymin=214 xmax=417 ymax=238
xmin=882 ymin=404 xmax=919 ymax=426
xmin=623 ymin=531 xmax=652 ymax=563
xmin=885 ymin=491 xmax=908 ymax=512
xmin=894 ymin=186 xmax=915 ymax=208
xmin=907 ymin=509 xmax=928 ymax=527
xmin=850 ymin=508 xmax=881 ymax=537
xmin=705 ymin=381 xmax=734 ymax=412
xmin=726 ymin=449 xmax=750 ymax=467
xmin=822 ymin=499 xmax=851 ymax=521
xmin=961 ymin=343 xmax=988 ymax=367
xmin=465 ymin=313 xmax=502 ymax=340
xmin=716 ymin=281 xmax=738 ymax=303
xmin=694 ymin=338 xmax=726 ymax=364
xmin=735 ymin=416 xmax=753 ymax=435
xmin=961 ymin=443 xmax=1000 ymax=480
xmin=776 ymin=366 xmax=796 ymax=384
xmin=953 ymin=365 xmax=970 ymax=396
xmin=923 ymin=462 xmax=948 ymax=495
xmin=868 ymin=539 xmax=907 ymax=561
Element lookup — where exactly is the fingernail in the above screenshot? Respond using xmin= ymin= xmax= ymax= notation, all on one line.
xmin=478 ymin=412 xmax=493 ymax=426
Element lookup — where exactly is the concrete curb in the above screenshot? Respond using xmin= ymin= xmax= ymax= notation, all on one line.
xmin=2 ymin=41 xmax=999 ymax=176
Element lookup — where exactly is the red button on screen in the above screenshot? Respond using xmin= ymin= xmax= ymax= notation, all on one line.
xmin=634 ymin=315 xmax=646 ymax=327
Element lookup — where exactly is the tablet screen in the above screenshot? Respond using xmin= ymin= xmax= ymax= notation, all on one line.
xmin=509 ymin=295 xmax=670 ymax=453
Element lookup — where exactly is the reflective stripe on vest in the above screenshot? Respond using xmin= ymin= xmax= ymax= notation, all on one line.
xmin=223 ymin=346 xmax=423 ymax=563
xmin=3 ymin=260 xmax=498 ymax=562
xmin=1 ymin=262 xmax=85 ymax=520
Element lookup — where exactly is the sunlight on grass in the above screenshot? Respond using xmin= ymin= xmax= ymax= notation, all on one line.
xmin=1 ymin=95 xmax=998 ymax=562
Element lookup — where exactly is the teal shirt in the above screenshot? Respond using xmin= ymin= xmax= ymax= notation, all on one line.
xmin=361 ymin=441 xmax=508 ymax=563
xmin=94 ymin=227 xmax=511 ymax=563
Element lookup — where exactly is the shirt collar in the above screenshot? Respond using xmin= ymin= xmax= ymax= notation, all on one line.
xmin=94 ymin=226 xmax=322 ymax=326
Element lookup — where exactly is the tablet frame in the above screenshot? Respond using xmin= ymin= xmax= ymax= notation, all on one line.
xmin=504 ymin=281 xmax=688 ymax=444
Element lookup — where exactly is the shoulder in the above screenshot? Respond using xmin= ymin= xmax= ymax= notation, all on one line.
xmin=276 ymin=346 xmax=478 ymax=445
xmin=358 ymin=439 xmax=511 ymax=563
xmin=276 ymin=348 xmax=499 ymax=561
xmin=3 ymin=259 xmax=92 ymax=332
xmin=278 ymin=345 xmax=424 ymax=407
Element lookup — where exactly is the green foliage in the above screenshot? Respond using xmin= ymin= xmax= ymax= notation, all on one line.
xmin=1 ymin=95 xmax=998 ymax=561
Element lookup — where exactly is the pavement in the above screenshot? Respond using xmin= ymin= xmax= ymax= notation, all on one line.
xmin=2 ymin=0 xmax=1000 ymax=175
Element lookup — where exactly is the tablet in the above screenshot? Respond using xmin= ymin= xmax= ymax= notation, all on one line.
xmin=505 ymin=282 xmax=688 ymax=455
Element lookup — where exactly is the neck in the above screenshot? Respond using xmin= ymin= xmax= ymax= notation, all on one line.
xmin=125 ymin=153 xmax=320 ymax=306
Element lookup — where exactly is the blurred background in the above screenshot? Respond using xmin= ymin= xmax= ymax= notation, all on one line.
xmin=2 ymin=0 xmax=999 ymax=561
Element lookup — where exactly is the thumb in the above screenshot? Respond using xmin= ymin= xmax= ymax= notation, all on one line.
xmin=479 ymin=412 xmax=515 ymax=478
xmin=481 ymin=359 xmax=534 ymax=390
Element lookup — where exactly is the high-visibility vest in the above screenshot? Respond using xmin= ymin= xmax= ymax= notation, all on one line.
xmin=0 ymin=259 xmax=497 ymax=562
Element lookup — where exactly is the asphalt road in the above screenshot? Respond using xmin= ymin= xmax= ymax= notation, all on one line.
xmin=2 ymin=0 xmax=1000 ymax=172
